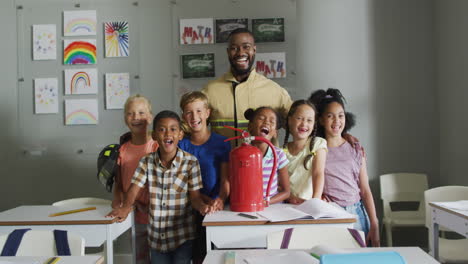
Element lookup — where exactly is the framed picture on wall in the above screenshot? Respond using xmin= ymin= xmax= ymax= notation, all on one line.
xmin=252 ymin=18 xmax=285 ymax=42
xmin=181 ymin=53 xmax=215 ymax=79
xmin=215 ymin=18 xmax=248 ymax=43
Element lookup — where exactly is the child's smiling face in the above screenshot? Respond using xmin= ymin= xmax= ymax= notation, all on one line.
xmin=248 ymin=108 xmax=278 ymax=141
xmin=125 ymin=99 xmax=152 ymax=135
xmin=288 ymin=104 xmax=315 ymax=140
xmin=320 ymin=102 xmax=346 ymax=137
xmin=182 ymin=99 xmax=211 ymax=133
xmin=152 ymin=117 xmax=183 ymax=155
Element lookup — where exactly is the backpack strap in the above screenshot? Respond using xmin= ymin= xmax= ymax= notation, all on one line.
xmin=1 ymin=228 xmax=31 ymax=256
xmin=53 ymin=230 xmax=71 ymax=256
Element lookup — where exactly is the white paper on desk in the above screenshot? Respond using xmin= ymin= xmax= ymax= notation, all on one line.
xmin=295 ymin=198 xmax=355 ymax=219
xmin=243 ymin=251 xmax=319 ymax=264
xmin=436 ymin=200 xmax=468 ymax=211
xmin=0 ymin=258 xmax=43 ymax=264
xmin=257 ymin=207 xmax=310 ymax=222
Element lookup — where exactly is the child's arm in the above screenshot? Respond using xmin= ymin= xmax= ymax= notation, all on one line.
xmin=107 ymin=183 xmax=142 ymax=222
xmin=269 ymin=166 xmax=290 ymax=204
xmin=311 ymin=148 xmax=327 ymax=199
xmin=189 ymin=190 xmax=215 ymax=215
xmin=112 ymin=169 xmax=124 ymax=209
xmin=358 ymin=157 xmax=380 ymax=247
xmin=212 ymin=162 xmax=230 ymax=210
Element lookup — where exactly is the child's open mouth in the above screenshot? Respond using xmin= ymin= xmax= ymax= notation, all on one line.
xmin=298 ymin=127 xmax=309 ymax=133
xmin=260 ymin=127 xmax=270 ymax=137
xmin=163 ymin=139 xmax=174 ymax=145
xmin=190 ymin=120 xmax=202 ymax=127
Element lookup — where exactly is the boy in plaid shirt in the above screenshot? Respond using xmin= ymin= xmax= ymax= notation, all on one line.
xmin=107 ymin=110 xmax=215 ymax=264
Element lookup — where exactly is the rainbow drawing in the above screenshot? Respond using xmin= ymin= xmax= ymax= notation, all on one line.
xmin=63 ymin=10 xmax=97 ymax=36
xmin=64 ymin=68 xmax=97 ymax=95
xmin=105 ymin=21 xmax=129 ymax=57
xmin=64 ymin=39 xmax=97 ymax=65
xmin=65 ymin=99 xmax=98 ymax=125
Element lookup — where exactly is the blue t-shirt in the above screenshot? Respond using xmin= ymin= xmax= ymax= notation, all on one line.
xmin=178 ymin=133 xmax=231 ymax=199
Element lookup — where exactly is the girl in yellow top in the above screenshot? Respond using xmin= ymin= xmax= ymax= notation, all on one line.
xmin=283 ymin=100 xmax=327 ymax=204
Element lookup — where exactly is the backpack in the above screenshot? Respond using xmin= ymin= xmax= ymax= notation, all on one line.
xmin=97 ymin=144 xmax=121 ymax=192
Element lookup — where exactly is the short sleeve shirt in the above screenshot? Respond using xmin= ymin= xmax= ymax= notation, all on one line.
xmin=131 ymin=148 xmax=202 ymax=252
xmin=262 ymin=146 xmax=289 ymax=198
xmin=285 ymin=137 xmax=327 ymax=200
xmin=178 ymin=133 xmax=231 ymax=199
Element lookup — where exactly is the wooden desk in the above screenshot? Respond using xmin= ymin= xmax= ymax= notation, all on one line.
xmin=203 ymin=247 xmax=439 ymax=264
xmin=429 ymin=202 xmax=468 ymax=261
xmin=0 ymin=205 xmax=135 ymax=264
xmin=0 ymin=256 xmax=104 ymax=264
xmin=203 ymin=204 xmax=355 ymax=251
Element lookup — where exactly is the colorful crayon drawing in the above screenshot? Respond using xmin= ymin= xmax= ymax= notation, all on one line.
xmin=63 ymin=39 xmax=97 ymax=65
xmin=105 ymin=21 xmax=129 ymax=57
xmin=33 ymin=24 xmax=57 ymax=60
xmin=34 ymin=78 xmax=58 ymax=114
xmin=215 ymin=18 xmax=248 ymax=43
xmin=105 ymin=73 xmax=130 ymax=109
xmin=64 ymin=68 xmax=98 ymax=95
xmin=63 ymin=10 xmax=97 ymax=36
xmin=255 ymin=52 xmax=286 ymax=79
xmin=65 ymin=99 xmax=98 ymax=125
xmin=180 ymin=18 xmax=214 ymax=45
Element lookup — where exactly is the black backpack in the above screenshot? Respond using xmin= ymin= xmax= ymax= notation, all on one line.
xmin=97 ymin=144 xmax=121 ymax=192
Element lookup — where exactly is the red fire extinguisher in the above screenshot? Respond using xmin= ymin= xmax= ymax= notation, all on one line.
xmin=224 ymin=126 xmax=277 ymax=212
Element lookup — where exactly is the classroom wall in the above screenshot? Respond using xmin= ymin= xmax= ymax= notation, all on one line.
xmin=0 ymin=0 xmax=456 ymax=213
xmin=435 ymin=0 xmax=468 ymax=186
xmin=296 ymin=0 xmax=439 ymax=193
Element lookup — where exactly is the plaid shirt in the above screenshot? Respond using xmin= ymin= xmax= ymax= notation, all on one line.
xmin=132 ymin=148 xmax=202 ymax=252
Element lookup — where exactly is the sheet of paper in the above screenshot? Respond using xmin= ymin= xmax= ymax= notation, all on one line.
xmin=243 ymin=251 xmax=319 ymax=264
xmin=257 ymin=206 xmax=310 ymax=222
xmin=295 ymin=198 xmax=355 ymax=219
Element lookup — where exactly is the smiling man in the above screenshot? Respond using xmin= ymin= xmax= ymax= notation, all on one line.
xmin=202 ymin=28 xmax=292 ymax=145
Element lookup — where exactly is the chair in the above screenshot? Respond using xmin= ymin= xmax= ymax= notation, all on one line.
xmin=424 ymin=186 xmax=468 ymax=263
xmin=267 ymin=226 xmax=365 ymax=249
xmin=380 ymin=173 xmax=428 ymax=246
xmin=52 ymin=197 xmax=111 ymax=207
xmin=0 ymin=230 xmax=84 ymax=256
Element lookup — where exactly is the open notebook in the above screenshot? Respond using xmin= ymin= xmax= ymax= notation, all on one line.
xmin=257 ymin=198 xmax=355 ymax=222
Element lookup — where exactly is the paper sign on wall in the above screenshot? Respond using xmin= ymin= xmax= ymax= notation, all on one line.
xmin=65 ymin=99 xmax=98 ymax=125
xmin=34 ymin=78 xmax=59 ymax=114
xmin=180 ymin=18 xmax=214 ymax=45
xmin=64 ymin=68 xmax=98 ymax=95
xmin=32 ymin=24 xmax=57 ymax=60
xmin=255 ymin=52 xmax=286 ymax=79
xmin=105 ymin=73 xmax=130 ymax=109
xmin=63 ymin=10 xmax=97 ymax=36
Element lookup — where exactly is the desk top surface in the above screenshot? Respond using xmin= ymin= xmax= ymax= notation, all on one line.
xmin=203 ymin=247 xmax=438 ymax=264
xmin=203 ymin=204 xmax=356 ymax=226
xmin=0 ymin=205 xmax=118 ymax=225
xmin=429 ymin=202 xmax=468 ymax=220
xmin=0 ymin=256 xmax=104 ymax=264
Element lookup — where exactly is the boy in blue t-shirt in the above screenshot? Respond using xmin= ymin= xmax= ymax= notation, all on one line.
xmin=178 ymin=91 xmax=231 ymax=263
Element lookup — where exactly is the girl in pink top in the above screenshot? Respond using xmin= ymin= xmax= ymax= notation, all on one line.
xmin=309 ymin=88 xmax=380 ymax=247
xmin=113 ymin=94 xmax=158 ymax=263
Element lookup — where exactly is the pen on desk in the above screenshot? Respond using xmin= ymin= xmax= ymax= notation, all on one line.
xmin=45 ymin=256 xmax=61 ymax=264
xmin=237 ymin=213 xmax=258 ymax=219
xmin=310 ymin=252 xmax=320 ymax=260
xmin=49 ymin=206 xmax=97 ymax=217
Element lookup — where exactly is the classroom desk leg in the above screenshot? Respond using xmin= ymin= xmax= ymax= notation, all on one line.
xmin=433 ymin=222 xmax=439 ymax=261
xmin=106 ymin=225 xmax=113 ymax=264
xmin=131 ymin=215 xmax=136 ymax=264
xmin=206 ymin=227 xmax=212 ymax=252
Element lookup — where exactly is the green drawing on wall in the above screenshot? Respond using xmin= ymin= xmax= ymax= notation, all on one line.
xmin=181 ymin=53 xmax=215 ymax=79
xmin=252 ymin=18 xmax=285 ymax=42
